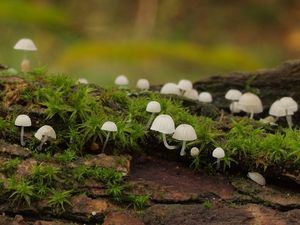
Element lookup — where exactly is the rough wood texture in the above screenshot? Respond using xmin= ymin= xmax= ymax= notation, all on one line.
xmin=193 ymin=60 xmax=300 ymax=124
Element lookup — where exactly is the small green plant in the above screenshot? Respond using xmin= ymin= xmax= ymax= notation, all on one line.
xmin=55 ymin=149 xmax=77 ymax=164
xmin=9 ymin=180 xmax=35 ymax=207
xmin=48 ymin=189 xmax=73 ymax=213
xmin=72 ymin=165 xmax=90 ymax=182
xmin=31 ymin=164 xmax=59 ymax=185
xmin=91 ymin=167 xmax=123 ymax=184
xmin=202 ymin=200 xmax=213 ymax=209
xmin=2 ymin=158 xmax=20 ymax=175
xmin=127 ymin=194 xmax=150 ymax=210
xmin=190 ymin=155 xmax=201 ymax=171
xmin=106 ymin=182 xmax=125 ymax=202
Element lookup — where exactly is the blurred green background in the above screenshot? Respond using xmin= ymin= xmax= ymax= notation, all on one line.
xmin=1 ymin=0 xmax=300 ymax=85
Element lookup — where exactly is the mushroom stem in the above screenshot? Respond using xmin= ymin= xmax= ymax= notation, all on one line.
xmin=102 ymin=132 xmax=111 ymax=153
xmin=20 ymin=126 xmax=25 ymax=146
xmin=250 ymin=111 xmax=254 ymax=119
xmin=146 ymin=113 xmax=155 ymax=129
xmin=162 ymin=133 xmax=177 ymax=150
xmin=286 ymin=115 xmax=293 ymax=129
xmin=216 ymin=158 xmax=221 ymax=170
xmin=179 ymin=141 xmax=187 ymax=156
xmin=37 ymin=135 xmax=48 ymax=150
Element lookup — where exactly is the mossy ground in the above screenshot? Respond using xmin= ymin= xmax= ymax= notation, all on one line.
xmin=0 ymin=68 xmax=299 ymax=217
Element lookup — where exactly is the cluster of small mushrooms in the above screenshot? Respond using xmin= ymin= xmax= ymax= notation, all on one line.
xmin=12 ymin=37 xmax=294 ymax=187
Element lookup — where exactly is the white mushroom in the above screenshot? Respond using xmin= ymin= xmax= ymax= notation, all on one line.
xmin=77 ymin=78 xmax=89 ymax=84
xmin=198 ymin=92 xmax=213 ymax=103
xmin=14 ymin=38 xmax=37 ymax=72
xmin=150 ymin=114 xmax=176 ymax=150
xmin=172 ymin=124 xmax=197 ymax=156
xmin=212 ymin=147 xmax=225 ymax=170
xmin=279 ymin=97 xmax=298 ymax=128
xmin=225 ymin=89 xmax=242 ymax=101
xmin=136 ymin=79 xmax=150 ymax=91
xmin=229 ymin=102 xmax=241 ymax=113
xmin=115 ymin=75 xmax=129 ymax=88
xmin=34 ymin=125 xmax=56 ymax=150
xmin=183 ymin=89 xmax=198 ymax=101
xmin=247 ymin=172 xmax=266 ymax=186
xmin=15 ymin=115 xmax=31 ymax=146
xmin=146 ymin=101 xmax=161 ymax=129
xmin=190 ymin=147 xmax=200 ymax=157
xmin=177 ymin=79 xmax=193 ymax=94
xmin=160 ymin=83 xmax=181 ymax=96
xmin=101 ymin=121 xmax=118 ymax=153
xmin=238 ymin=92 xmax=263 ymax=119
xmin=225 ymin=89 xmax=242 ymax=113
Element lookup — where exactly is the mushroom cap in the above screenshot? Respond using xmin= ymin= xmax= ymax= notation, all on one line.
xmin=34 ymin=125 xmax=56 ymax=140
xmin=199 ymin=92 xmax=212 ymax=103
xmin=279 ymin=97 xmax=298 ymax=114
xmin=183 ymin=89 xmax=198 ymax=100
xmin=172 ymin=124 xmax=197 ymax=141
xmin=160 ymin=83 xmax=181 ymax=96
xmin=15 ymin=115 xmax=32 ymax=127
xmin=136 ymin=79 xmax=150 ymax=90
xmin=14 ymin=38 xmax=37 ymax=51
xmin=150 ymin=114 xmax=175 ymax=134
xmin=230 ymin=102 xmax=241 ymax=113
xmin=190 ymin=147 xmax=200 ymax=157
xmin=101 ymin=121 xmax=118 ymax=132
xmin=115 ymin=75 xmax=129 ymax=86
xmin=146 ymin=101 xmax=161 ymax=113
xmin=238 ymin=92 xmax=263 ymax=114
xmin=77 ymin=78 xmax=88 ymax=84
xmin=177 ymin=79 xmax=193 ymax=91
xmin=212 ymin=147 xmax=225 ymax=159
xmin=225 ymin=89 xmax=242 ymax=101
xmin=247 ymin=172 xmax=266 ymax=186
xmin=269 ymin=100 xmax=287 ymax=117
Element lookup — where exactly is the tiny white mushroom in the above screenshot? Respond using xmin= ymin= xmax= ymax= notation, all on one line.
xmin=172 ymin=124 xmax=197 ymax=156
xmin=225 ymin=89 xmax=242 ymax=101
xmin=279 ymin=97 xmax=298 ymax=128
xmin=91 ymin=211 xmax=97 ymax=216
xmin=14 ymin=38 xmax=37 ymax=72
xmin=225 ymin=89 xmax=242 ymax=113
xmin=183 ymin=89 xmax=199 ymax=101
xmin=136 ymin=79 xmax=150 ymax=91
xmin=160 ymin=83 xmax=181 ymax=96
xmin=229 ymin=102 xmax=241 ymax=113
xmin=177 ymin=79 xmax=193 ymax=94
xmin=101 ymin=121 xmax=118 ymax=153
xmin=198 ymin=92 xmax=213 ymax=103
xmin=146 ymin=101 xmax=161 ymax=129
xmin=15 ymin=115 xmax=32 ymax=146
xmin=114 ymin=75 xmax=129 ymax=88
xmin=247 ymin=172 xmax=266 ymax=186
xmin=238 ymin=92 xmax=263 ymax=119
xmin=77 ymin=78 xmax=89 ymax=84
xmin=34 ymin=125 xmax=56 ymax=150
xmin=190 ymin=147 xmax=200 ymax=157
xmin=150 ymin=114 xmax=176 ymax=150
xmin=212 ymin=147 xmax=225 ymax=170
